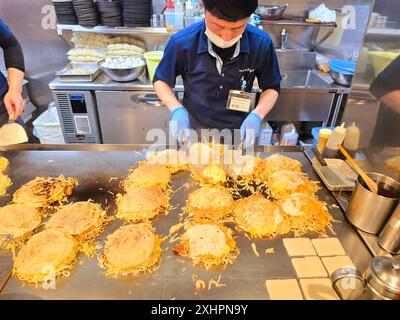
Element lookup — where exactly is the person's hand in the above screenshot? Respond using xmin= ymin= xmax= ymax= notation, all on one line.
xmin=240 ymin=112 xmax=262 ymax=149
xmin=3 ymin=89 xmax=25 ymax=121
xmin=169 ymin=106 xmax=190 ymax=145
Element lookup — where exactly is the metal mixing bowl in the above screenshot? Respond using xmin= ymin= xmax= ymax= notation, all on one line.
xmin=255 ymin=4 xmax=288 ymax=20
xmin=330 ymin=70 xmax=353 ymax=86
xmin=98 ymin=60 xmax=146 ymax=82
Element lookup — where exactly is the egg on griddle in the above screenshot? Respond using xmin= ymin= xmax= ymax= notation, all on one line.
xmin=173 ymin=222 xmax=238 ymax=270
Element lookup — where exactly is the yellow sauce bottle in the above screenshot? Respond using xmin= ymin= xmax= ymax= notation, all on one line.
xmin=317 ymin=129 xmax=332 ymax=154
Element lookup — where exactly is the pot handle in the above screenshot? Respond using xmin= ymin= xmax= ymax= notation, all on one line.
xmin=331 ymin=267 xmax=365 ymax=300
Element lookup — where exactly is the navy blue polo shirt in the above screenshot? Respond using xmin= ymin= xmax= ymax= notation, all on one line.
xmin=154 ymin=20 xmax=282 ymax=130
xmin=0 ymin=20 xmax=12 ymax=99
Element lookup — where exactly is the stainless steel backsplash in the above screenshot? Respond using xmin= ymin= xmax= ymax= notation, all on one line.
xmin=0 ymin=0 xmax=374 ymax=111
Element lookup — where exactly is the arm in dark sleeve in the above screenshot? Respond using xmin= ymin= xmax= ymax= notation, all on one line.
xmin=153 ymin=36 xmax=183 ymax=88
xmin=370 ymin=55 xmax=400 ymax=100
xmin=0 ymin=20 xmax=25 ymax=72
xmin=256 ymin=37 xmax=282 ymax=93
xmin=264 ymin=85 xmax=281 ymax=94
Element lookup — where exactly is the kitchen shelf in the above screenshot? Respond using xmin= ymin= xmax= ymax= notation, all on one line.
xmin=261 ymin=19 xmax=337 ymax=28
xmin=367 ymin=28 xmax=400 ymax=37
xmin=56 ymin=24 xmax=172 ymax=36
xmin=260 ymin=18 xmax=337 ymax=50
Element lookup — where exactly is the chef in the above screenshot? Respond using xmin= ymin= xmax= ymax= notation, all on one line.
xmin=154 ymin=0 xmax=281 ymax=148
xmin=0 ymin=19 xmax=25 ymax=125
xmin=369 ymin=55 xmax=400 ymax=147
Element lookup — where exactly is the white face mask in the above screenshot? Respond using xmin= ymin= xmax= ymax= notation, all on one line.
xmin=205 ymin=27 xmax=243 ymax=49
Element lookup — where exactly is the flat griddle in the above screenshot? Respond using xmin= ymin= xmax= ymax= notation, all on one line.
xmin=0 ymin=145 xmax=372 ymax=300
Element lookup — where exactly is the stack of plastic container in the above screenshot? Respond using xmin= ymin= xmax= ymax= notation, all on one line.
xmin=164 ymin=0 xmax=204 ymax=30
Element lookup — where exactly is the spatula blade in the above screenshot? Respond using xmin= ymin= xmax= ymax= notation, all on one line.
xmin=0 ymin=122 xmax=28 ymax=145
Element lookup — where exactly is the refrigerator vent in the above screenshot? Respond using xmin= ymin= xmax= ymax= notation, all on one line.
xmin=56 ymin=93 xmax=75 ymax=134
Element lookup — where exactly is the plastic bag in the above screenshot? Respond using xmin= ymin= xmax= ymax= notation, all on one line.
xmin=32 ymin=103 xmax=65 ymax=144
xmin=309 ymin=3 xmax=336 ymax=23
xmin=316 ymin=54 xmax=330 ymax=73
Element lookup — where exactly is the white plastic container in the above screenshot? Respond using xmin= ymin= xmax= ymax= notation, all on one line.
xmin=326 ymin=122 xmax=347 ymax=150
xmin=185 ymin=0 xmax=194 ymax=16
xmin=174 ymin=0 xmax=185 ymax=29
xmin=164 ymin=11 xmax=176 ymax=28
xmin=343 ymin=122 xmax=360 ymax=151
xmin=174 ymin=12 xmax=185 ymax=29
xmin=257 ymin=121 xmax=273 ymax=146
xmin=281 ymin=128 xmax=299 ymax=146
xmin=280 ymin=123 xmax=299 ymax=146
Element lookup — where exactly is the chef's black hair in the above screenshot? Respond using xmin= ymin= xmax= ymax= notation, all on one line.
xmin=203 ymin=0 xmax=258 ymax=22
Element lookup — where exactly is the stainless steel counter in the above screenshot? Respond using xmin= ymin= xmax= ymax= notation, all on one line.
xmin=49 ymin=69 xmax=349 ymax=144
xmin=304 ymin=146 xmax=400 ymax=260
xmin=49 ymin=70 xmax=351 ymax=94
xmin=0 ymin=145 xmax=372 ymax=300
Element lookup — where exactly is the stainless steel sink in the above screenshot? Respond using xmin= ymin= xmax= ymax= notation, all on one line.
xmin=280 ymin=70 xmax=331 ymax=88
xmin=276 ymin=49 xmax=317 ymax=70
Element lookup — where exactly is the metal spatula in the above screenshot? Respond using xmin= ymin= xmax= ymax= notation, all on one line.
xmin=0 ymin=114 xmax=28 ymax=146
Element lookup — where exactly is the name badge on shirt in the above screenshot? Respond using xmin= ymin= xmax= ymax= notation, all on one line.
xmin=226 ymin=90 xmax=256 ymax=112
xmin=226 ymin=77 xmax=256 ymax=113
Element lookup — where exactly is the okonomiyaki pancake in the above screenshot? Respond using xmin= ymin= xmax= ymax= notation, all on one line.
xmin=174 ymin=222 xmax=238 ymax=269
xmin=226 ymin=152 xmax=264 ymax=180
xmin=46 ymin=201 xmax=108 ymax=240
xmin=116 ymin=185 xmax=169 ymax=222
xmin=0 ymin=156 xmax=9 ymax=173
xmin=268 ymin=170 xmax=319 ymax=200
xmin=12 ymin=176 xmax=79 ymax=207
xmin=13 ymin=228 xmax=77 ymax=284
xmin=234 ymin=193 xmax=284 ymax=238
xmin=0 ymin=204 xmax=42 ymax=248
xmin=99 ymin=223 xmax=162 ymax=277
xmin=261 ymin=154 xmax=302 ymax=180
xmin=279 ymin=193 xmax=333 ymax=236
xmin=146 ymin=149 xmax=189 ymax=173
xmin=190 ymin=164 xmax=227 ymax=185
xmin=122 ymin=163 xmax=171 ymax=191
xmin=0 ymin=173 xmax=11 ymax=197
xmin=186 ymin=186 xmax=234 ymax=221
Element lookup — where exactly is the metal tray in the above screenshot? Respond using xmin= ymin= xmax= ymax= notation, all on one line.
xmin=312 ymin=158 xmax=358 ymax=191
xmin=56 ymin=63 xmax=101 ymax=82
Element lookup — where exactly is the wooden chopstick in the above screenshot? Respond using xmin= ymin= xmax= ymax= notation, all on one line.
xmin=338 ymin=145 xmax=378 ymax=194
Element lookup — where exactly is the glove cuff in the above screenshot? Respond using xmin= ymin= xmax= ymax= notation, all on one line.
xmin=171 ymin=106 xmax=185 ymax=117
xmin=251 ymin=112 xmax=262 ymax=123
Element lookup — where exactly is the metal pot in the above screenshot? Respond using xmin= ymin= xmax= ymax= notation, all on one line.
xmin=346 ymin=172 xmax=400 ymax=234
xmin=378 ymin=203 xmax=400 ymax=254
xmin=331 ymin=256 xmax=400 ymax=300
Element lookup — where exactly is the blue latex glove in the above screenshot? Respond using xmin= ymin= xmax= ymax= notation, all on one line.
xmin=240 ymin=112 xmax=262 ymax=149
xmin=169 ymin=106 xmax=191 ymax=145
